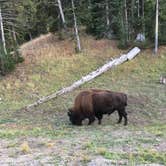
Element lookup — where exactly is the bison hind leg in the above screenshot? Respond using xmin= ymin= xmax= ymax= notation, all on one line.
xmin=117 ymin=111 xmax=123 ymax=124
xmin=118 ymin=108 xmax=128 ymax=126
xmin=123 ymin=112 xmax=128 ymax=126
xmin=122 ymin=111 xmax=128 ymax=126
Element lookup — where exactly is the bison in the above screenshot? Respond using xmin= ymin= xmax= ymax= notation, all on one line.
xmin=68 ymin=89 xmax=128 ymax=126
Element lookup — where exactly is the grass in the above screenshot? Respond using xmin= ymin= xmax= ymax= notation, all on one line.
xmin=96 ymin=150 xmax=166 ymax=165
xmin=145 ymin=123 xmax=166 ymax=138
xmin=0 ymin=34 xmax=166 ymax=164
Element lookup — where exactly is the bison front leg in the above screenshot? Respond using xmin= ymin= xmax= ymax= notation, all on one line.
xmin=88 ymin=115 xmax=95 ymax=125
xmin=95 ymin=114 xmax=103 ymax=125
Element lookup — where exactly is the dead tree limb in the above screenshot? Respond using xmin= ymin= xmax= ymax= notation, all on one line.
xmin=24 ymin=47 xmax=140 ymax=110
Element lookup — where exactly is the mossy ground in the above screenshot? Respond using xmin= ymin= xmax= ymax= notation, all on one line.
xmin=0 ymin=35 xmax=166 ymax=165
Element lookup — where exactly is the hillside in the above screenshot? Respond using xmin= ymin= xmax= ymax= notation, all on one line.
xmin=0 ymin=34 xmax=166 ymax=165
xmin=0 ymin=34 xmax=122 ymax=110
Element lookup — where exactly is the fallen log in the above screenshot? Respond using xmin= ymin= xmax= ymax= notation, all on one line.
xmin=25 ymin=47 xmax=141 ymax=110
xmin=127 ymin=47 xmax=141 ymax=60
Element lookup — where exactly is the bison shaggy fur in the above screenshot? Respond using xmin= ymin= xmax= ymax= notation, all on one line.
xmin=68 ymin=89 xmax=128 ymax=126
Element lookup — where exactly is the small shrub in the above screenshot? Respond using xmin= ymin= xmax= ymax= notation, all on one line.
xmin=0 ymin=50 xmax=15 ymax=75
xmin=0 ymin=44 xmax=24 ymax=75
xmin=118 ymin=39 xmax=153 ymax=49
xmin=81 ymin=155 xmax=91 ymax=163
xmin=132 ymin=40 xmax=153 ymax=49
xmin=117 ymin=40 xmax=130 ymax=49
xmin=96 ymin=147 xmax=107 ymax=155
xmin=20 ymin=141 xmax=31 ymax=153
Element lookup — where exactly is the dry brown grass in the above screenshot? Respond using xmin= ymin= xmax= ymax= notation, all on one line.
xmin=20 ymin=33 xmax=74 ymax=63
xmin=20 ymin=33 xmax=122 ymax=63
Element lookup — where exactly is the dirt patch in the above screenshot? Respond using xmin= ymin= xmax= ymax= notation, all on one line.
xmin=0 ymin=137 xmax=88 ymax=165
xmin=154 ymin=141 xmax=166 ymax=152
xmin=87 ymin=156 xmax=128 ymax=166
xmin=128 ymin=95 xmax=150 ymax=106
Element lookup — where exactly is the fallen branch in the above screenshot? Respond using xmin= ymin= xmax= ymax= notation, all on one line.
xmin=24 ymin=47 xmax=141 ymax=110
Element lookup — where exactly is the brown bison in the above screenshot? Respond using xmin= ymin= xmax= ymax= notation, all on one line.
xmin=68 ymin=89 xmax=128 ymax=126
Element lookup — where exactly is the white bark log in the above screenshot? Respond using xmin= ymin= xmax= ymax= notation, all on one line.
xmin=24 ymin=47 xmax=140 ymax=110
xmin=71 ymin=0 xmax=81 ymax=52
xmin=0 ymin=8 xmax=7 ymax=54
xmin=127 ymin=47 xmax=141 ymax=60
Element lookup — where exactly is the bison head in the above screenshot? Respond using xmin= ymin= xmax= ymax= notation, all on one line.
xmin=68 ymin=108 xmax=82 ymax=126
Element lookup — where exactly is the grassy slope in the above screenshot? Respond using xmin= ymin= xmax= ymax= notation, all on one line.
xmin=0 ymin=34 xmax=166 ymax=165
xmin=0 ymin=34 xmax=121 ymax=110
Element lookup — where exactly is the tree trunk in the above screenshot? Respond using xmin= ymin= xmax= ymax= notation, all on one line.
xmin=106 ymin=0 xmax=110 ymax=27
xmin=12 ymin=26 xmax=17 ymax=45
xmin=28 ymin=32 xmax=32 ymax=40
xmin=154 ymin=0 xmax=159 ymax=54
xmin=0 ymin=8 xmax=7 ymax=54
xmin=124 ymin=0 xmax=129 ymax=41
xmin=88 ymin=0 xmax=92 ymax=9
xmin=57 ymin=0 xmax=66 ymax=29
xmin=71 ymin=0 xmax=81 ymax=52
xmin=137 ymin=0 xmax=140 ymax=17
xmin=141 ymin=0 xmax=145 ymax=34
xmin=131 ymin=0 xmax=135 ymax=40
xmin=23 ymin=47 xmax=140 ymax=110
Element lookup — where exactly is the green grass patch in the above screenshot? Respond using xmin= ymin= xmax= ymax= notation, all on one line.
xmin=0 ymin=126 xmax=72 ymax=139
xmin=145 ymin=123 xmax=166 ymax=138
xmin=0 ymin=119 xmax=16 ymax=124
xmin=102 ymin=151 xmax=126 ymax=160
xmin=133 ymin=149 xmax=166 ymax=165
xmin=96 ymin=149 xmax=166 ymax=165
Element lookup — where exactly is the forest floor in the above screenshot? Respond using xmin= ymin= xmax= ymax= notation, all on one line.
xmin=0 ymin=34 xmax=166 ymax=165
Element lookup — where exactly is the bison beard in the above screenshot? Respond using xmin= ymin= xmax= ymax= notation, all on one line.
xmin=68 ymin=89 xmax=128 ymax=126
